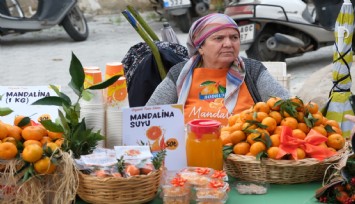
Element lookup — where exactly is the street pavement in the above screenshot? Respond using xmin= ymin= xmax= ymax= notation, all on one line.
xmin=0 ymin=13 xmax=353 ymax=106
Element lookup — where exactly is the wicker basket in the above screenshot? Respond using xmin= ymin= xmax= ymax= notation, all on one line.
xmin=77 ymin=169 xmax=162 ymax=204
xmin=224 ymin=151 xmax=343 ymax=184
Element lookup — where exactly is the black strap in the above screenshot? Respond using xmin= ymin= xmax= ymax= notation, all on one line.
xmin=328 ymin=44 xmax=352 ymax=97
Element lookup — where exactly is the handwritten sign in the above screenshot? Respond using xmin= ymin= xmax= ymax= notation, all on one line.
xmin=0 ymin=86 xmax=59 ymax=125
xmin=122 ymin=104 xmax=187 ymax=170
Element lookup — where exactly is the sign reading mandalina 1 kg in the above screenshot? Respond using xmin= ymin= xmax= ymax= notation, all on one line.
xmin=0 ymin=86 xmax=59 ymax=125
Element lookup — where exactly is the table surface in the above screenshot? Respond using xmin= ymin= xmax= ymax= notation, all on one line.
xmin=149 ymin=181 xmax=321 ymax=204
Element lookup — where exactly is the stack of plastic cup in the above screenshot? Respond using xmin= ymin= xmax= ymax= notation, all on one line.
xmin=80 ymin=66 xmax=106 ymax=148
xmin=105 ymin=110 xmax=123 ymax=148
xmin=105 ymin=62 xmax=128 ymax=148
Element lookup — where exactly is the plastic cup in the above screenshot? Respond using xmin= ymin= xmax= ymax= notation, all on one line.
xmin=83 ymin=66 xmax=100 ymax=72
xmin=106 ymin=62 xmax=124 ymax=79
xmin=84 ymin=70 xmax=102 ymax=89
xmin=106 ymin=76 xmax=129 ymax=108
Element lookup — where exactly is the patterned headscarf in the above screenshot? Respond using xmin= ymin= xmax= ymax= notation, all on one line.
xmin=177 ymin=13 xmax=245 ymax=114
xmin=187 ymin=13 xmax=240 ymax=57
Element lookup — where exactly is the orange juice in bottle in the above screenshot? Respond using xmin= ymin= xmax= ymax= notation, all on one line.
xmin=186 ymin=119 xmax=223 ymax=170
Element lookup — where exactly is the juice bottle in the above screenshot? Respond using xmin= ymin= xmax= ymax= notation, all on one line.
xmin=186 ymin=119 xmax=223 ymax=170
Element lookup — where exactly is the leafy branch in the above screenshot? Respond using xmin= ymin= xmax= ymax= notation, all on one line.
xmin=152 ymin=149 xmax=166 ymax=170
xmin=32 ymin=52 xmax=121 ymax=158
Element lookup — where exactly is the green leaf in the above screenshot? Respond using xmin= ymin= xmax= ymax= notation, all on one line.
xmin=218 ymin=86 xmax=226 ymax=93
xmin=74 ymin=103 xmax=81 ymax=118
xmin=304 ymin=113 xmax=318 ymax=127
xmin=49 ymin=85 xmax=61 ymax=95
xmin=274 ymin=99 xmax=284 ymax=107
xmin=88 ymin=75 xmax=121 ymax=90
xmin=68 ymin=81 xmax=82 ymax=97
xmin=51 ymin=157 xmax=59 ymax=165
xmin=256 ymin=123 xmax=268 ymax=129
xmin=223 ymin=145 xmax=233 ymax=160
xmin=49 ymin=85 xmax=72 ymax=105
xmin=21 ymin=165 xmax=36 ymax=182
xmin=43 ymin=143 xmax=54 ymax=156
xmin=253 ymin=135 xmax=264 ymax=143
xmin=16 ymin=140 xmax=24 ymax=153
xmin=18 ymin=116 xmax=31 ymax=127
xmin=304 ymin=117 xmax=313 ymax=128
xmin=200 ymin=81 xmax=216 ymax=86
xmin=40 ymin=120 xmax=64 ymax=132
xmin=59 ymin=92 xmax=72 ymax=105
xmin=252 ymin=112 xmax=257 ymax=119
xmin=58 ymin=110 xmax=69 ymax=134
xmin=62 ymin=105 xmax=79 ymax=125
xmin=256 ymin=151 xmax=267 ymax=160
xmin=22 ymin=169 xmax=30 ymax=182
xmin=264 ymin=134 xmax=272 ymax=149
xmin=279 ymin=99 xmax=298 ymax=118
xmin=32 ymin=96 xmax=70 ymax=107
xmin=81 ymin=90 xmax=93 ymax=101
xmin=69 ymin=52 xmax=85 ymax=93
xmin=324 ymin=124 xmax=335 ymax=133
xmin=0 ymin=107 xmax=13 ymax=116
xmin=245 ymin=120 xmax=259 ymax=125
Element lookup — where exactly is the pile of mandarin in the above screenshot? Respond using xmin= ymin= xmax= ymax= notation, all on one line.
xmin=0 ymin=115 xmax=63 ymax=174
xmin=221 ymin=96 xmax=346 ymax=160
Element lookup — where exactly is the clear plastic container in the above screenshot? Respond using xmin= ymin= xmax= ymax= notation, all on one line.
xmin=163 ymin=195 xmax=190 ymax=204
xmin=186 ymin=119 xmax=223 ymax=170
xmin=179 ymin=170 xmax=211 ymax=187
xmin=161 ymin=185 xmax=191 ymax=204
xmin=195 ymin=188 xmax=228 ymax=203
xmin=235 ymin=181 xmax=269 ymax=195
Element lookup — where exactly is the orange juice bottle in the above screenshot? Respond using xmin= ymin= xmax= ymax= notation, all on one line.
xmin=186 ymin=119 xmax=223 ymax=170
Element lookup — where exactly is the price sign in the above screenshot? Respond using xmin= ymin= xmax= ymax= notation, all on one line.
xmin=0 ymin=86 xmax=59 ymax=125
xmin=122 ymin=104 xmax=186 ymax=170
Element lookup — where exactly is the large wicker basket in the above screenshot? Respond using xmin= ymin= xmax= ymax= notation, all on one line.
xmin=77 ymin=169 xmax=162 ymax=204
xmin=224 ymin=151 xmax=344 ymax=184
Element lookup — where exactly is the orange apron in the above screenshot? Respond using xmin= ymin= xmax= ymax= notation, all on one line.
xmin=184 ymin=67 xmax=254 ymax=126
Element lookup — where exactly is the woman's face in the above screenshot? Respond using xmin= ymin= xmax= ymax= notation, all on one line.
xmin=198 ymin=28 xmax=240 ymax=69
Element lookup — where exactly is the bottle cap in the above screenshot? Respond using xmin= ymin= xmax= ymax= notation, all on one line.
xmin=188 ymin=119 xmax=221 ymax=139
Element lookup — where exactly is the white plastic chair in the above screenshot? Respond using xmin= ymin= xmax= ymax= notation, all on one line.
xmin=261 ymin=61 xmax=291 ymax=91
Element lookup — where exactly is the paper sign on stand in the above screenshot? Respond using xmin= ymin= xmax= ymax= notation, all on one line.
xmin=122 ymin=104 xmax=187 ymax=171
xmin=0 ymin=86 xmax=59 ymax=124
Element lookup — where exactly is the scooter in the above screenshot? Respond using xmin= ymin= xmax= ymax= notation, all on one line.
xmin=224 ymin=0 xmax=347 ymax=61
xmin=151 ymin=0 xmax=210 ymax=33
xmin=0 ymin=0 xmax=88 ymax=41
